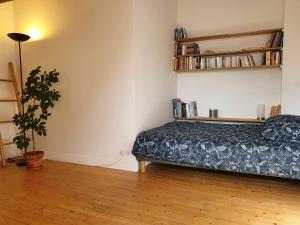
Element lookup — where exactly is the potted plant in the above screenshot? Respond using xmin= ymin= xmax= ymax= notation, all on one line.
xmin=13 ymin=67 xmax=61 ymax=170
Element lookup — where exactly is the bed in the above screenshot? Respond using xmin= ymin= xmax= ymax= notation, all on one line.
xmin=132 ymin=115 xmax=300 ymax=180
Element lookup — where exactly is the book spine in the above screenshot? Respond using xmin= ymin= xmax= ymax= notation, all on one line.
xmin=275 ymin=52 xmax=280 ymax=65
xmin=266 ymin=52 xmax=271 ymax=66
xmin=177 ymin=102 xmax=181 ymax=118
xmin=181 ymin=103 xmax=187 ymax=118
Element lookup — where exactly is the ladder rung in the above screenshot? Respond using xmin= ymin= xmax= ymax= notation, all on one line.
xmin=0 ymin=78 xmax=13 ymax=82
xmin=0 ymin=99 xmax=17 ymax=102
xmin=2 ymin=141 xmax=15 ymax=146
xmin=0 ymin=120 xmax=13 ymax=124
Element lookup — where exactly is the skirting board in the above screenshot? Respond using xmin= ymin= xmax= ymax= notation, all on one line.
xmin=45 ymin=151 xmax=139 ymax=172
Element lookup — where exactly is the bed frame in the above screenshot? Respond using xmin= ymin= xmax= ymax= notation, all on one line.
xmin=138 ymin=157 xmax=208 ymax=173
xmin=137 ymin=158 xmax=297 ymax=181
xmin=139 ymin=161 xmax=146 ymax=172
xmin=138 ymin=159 xmax=199 ymax=173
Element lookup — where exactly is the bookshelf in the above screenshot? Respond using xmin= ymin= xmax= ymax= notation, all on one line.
xmin=176 ymin=28 xmax=283 ymax=43
xmin=177 ymin=117 xmax=265 ymax=123
xmin=173 ymin=28 xmax=284 ymax=73
xmin=174 ymin=47 xmax=281 ymax=58
xmin=175 ymin=65 xmax=281 ymax=73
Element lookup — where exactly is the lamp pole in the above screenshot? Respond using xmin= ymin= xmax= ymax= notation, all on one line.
xmin=17 ymin=40 xmax=25 ymax=116
xmin=7 ymin=33 xmax=30 ymax=162
xmin=7 ymin=33 xmax=30 ymax=106
xmin=18 ymin=41 xmax=23 ymax=90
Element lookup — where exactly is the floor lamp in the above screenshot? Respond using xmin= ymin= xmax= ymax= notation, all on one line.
xmin=7 ymin=33 xmax=30 ymax=166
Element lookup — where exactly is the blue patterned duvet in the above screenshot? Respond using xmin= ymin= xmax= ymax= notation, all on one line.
xmin=132 ymin=121 xmax=300 ymax=180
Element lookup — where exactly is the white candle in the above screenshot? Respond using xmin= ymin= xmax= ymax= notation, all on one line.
xmin=257 ymin=104 xmax=265 ymax=120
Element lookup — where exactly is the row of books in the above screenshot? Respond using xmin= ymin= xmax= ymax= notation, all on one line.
xmin=172 ymin=99 xmax=198 ymax=118
xmin=174 ymin=55 xmax=257 ymax=71
xmin=265 ymin=31 xmax=284 ymax=48
xmin=174 ymin=56 xmax=200 ymax=70
xmin=174 ymin=27 xmax=187 ymax=41
xmin=265 ymin=51 xmax=281 ymax=66
xmin=175 ymin=43 xmax=200 ymax=56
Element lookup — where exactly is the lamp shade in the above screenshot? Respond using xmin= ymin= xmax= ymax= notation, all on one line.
xmin=7 ymin=33 xmax=30 ymax=42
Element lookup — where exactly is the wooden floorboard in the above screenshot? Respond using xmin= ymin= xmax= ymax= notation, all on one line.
xmin=0 ymin=160 xmax=300 ymax=225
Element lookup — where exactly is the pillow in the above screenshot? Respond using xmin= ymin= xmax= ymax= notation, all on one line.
xmin=262 ymin=115 xmax=300 ymax=142
xmin=262 ymin=122 xmax=300 ymax=142
xmin=265 ymin=115 xmax=300 ymax=124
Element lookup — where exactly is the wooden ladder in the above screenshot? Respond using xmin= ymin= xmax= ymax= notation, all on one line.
xmin=0 ymin=62 xmax=21 ymax=167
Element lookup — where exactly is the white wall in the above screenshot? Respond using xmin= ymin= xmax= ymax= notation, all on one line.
xmin=133 ymin=0 xmax=177 ymax=132
xmin=281 ymin=0 xmax=300 ymax=115
xmin=0 ymin=1 xmax=18 ymax=158
xmin=12 ymin=0 xmax=300 ymax=171
xmin=14 ymin=0 xmax=138 ymax=170
xmin=13 ymin=0 xmax=177 ymax=171
xmin=177 ymin=0 xmax=284 ymax=118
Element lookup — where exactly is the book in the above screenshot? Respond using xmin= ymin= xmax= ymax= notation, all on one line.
xmin=248 ymin=55 xmax=256 ymax=67
xmin=172 ymin=98 xmax=180 ymax=118
xmin=272 ymin=32 xmax=280 ymax=48
xmin=186 ymin=103 xmax=191 ymax=118
xmin=265 ymin=31 xmax=284 ymax=48
xmin=275 ymin=52 xmax=281 ymax=65
xmin=174 ymin=56 xmax=201 ymax=71
xmin=240 ymin=55 xmax=251 ymax=67
xmin=181 ymin=102 xmax=187 ymax=118
xmin=172 ymin=99 xmax=198 ymax=118
xmin=176 ymin=43 xmax=200 ymax=56
xmin=266 ymin=51 xmax=271 ymax=66
xmin=177 ymin=101 xmax=182 ymax=118
xmin=174 ymin=27 xmax=187 ymax=41
xmin=174 ymin=53 xmax=265 ymax=71
xmin=264 ymin=51 xmax=281 ymax=66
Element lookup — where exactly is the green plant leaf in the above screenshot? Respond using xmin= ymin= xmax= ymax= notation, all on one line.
xmin=13 ymin=66 xmax=61 ymax=150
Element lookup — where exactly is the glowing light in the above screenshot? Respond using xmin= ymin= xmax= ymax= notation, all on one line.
xmin=28 ymin=28 xmax=42 ymax=41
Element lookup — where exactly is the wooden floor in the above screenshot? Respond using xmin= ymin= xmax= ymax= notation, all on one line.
xmin=0 ymin=161 xmax=300 ymax=225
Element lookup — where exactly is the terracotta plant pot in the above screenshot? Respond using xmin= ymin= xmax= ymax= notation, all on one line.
xmin=24 ymin=151 xmax=44 ymax=171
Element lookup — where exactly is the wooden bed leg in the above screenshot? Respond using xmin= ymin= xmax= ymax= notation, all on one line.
xmin=0 ymin=132 xmax=6 ymax=167
xmin=139 ymin=161 xmax=145 ymax=173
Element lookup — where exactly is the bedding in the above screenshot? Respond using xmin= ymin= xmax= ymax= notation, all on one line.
xmin=132 ymin=121 xmax=300 ymax=180
xmin=262 ymin=115 xmax=300 ymax=142
xmin=262 ymin=122 xmax=300 ymax=142
xmin=265 ymin=115 xmax=300 ymax=124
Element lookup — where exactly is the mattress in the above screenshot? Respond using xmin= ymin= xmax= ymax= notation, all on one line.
xmin=132 ymin=121 xmax=300 ymax=180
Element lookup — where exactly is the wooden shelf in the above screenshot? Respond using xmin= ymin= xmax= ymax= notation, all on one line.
xmin=175 ymin=65 xmax=281 ymax=73
xmin=174 ymin=47 xmax=282 ymax=58
xmin=176 ymin=28 xmax=283 ymax=43
xmin=2 ymin=141 xmax=14 ymax=146
xmin=0 ymin=0 xmax=13 ymax=4
xmin=0 ymin=120 xmax=13 ymax=124
xmin=0 ymin=78 xmax=13 ymax=83
xmin=0 ymin=99 xmax=17 ymax=103
xmin=177 ymin=117 xmax=265 ymax=123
